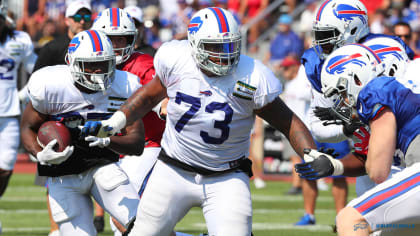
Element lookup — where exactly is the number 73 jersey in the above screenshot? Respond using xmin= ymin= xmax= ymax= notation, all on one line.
xmin=155 ymin=40 xmax=282 ymax=171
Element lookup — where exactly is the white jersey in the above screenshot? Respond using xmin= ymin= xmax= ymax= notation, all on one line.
xmin=28 ymin=65 xmax=140 ymax=118
xmin=0 ymin=30 xmax=37 ymax=117
xmin=155 ymin=40 xmax=282 ymax=171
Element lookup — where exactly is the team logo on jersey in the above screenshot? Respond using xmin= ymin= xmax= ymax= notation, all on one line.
xmin=68 ymin=37 xmax=81 ymax=54
xmin=333 ymin=4 xmax=367 ymax=25
xmin=326 ymin=53 xmax=366 ymax=74
xmin=368 ymin=44 xmax=404 ymax=61
xmin=200 ymin=90 xmax=212 ymax=96
xmin=188 ymin=16 xmax=203 ymax=34
xmin=233 ymin=81 xmax=256 ymax=100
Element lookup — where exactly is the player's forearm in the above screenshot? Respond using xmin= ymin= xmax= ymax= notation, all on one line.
xmin=108 ymin=121 xmax=145 ymax=155
xmin=341 ymin=153 xmax=367 ymax=177
xmin=120 ymin=83 xmax=166 ymax=126
xmin=21 ymin=127 xmax=42 ymax=157
xmin=287 ymin=114 xmax=317 ymax=157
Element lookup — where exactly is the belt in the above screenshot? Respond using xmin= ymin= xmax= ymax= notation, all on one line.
xmin=157 ymin=149 xmax=253 ymax=177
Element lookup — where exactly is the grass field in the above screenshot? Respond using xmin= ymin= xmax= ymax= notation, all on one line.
xmin=0 ymin=173 xmax=358 ymax=236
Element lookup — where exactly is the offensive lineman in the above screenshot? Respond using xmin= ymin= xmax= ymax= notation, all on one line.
xmin=81 ymin=7 xmax=332 ymax=236
xmin=20 ymin=30 xmax=142 ymax=236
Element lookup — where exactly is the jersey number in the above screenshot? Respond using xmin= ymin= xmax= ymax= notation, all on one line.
xmin=175 ymin=92 xmax=233 ymax=144
xmin=0 ymin=58 xmax=15 ymax=80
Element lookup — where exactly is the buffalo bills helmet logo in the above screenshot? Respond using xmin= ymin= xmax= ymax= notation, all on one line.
xmin=368 ymin=44 xmax=404 ymax=61
xmin=326 ymin=53 xmax=366 ymax=74
xmin=188 ymin=16 xmax=203 ymax=34
xmin=68 ymin=37 xmax=81 ymax=54
xmin=333 ymin=4 xmax=366 ymax=24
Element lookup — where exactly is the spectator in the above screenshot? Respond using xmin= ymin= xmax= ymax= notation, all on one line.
xmin=264 ymin=14 xmax=304 ymax=71
xmin=392 ymin=21 xmax=420 ymax=57
xmin=238 ymin=0 xmax=269 ymax=53
xmin=16 ymin=0 xmax=47 ymax=39
xmin=393 ymin=21 xmax=413 ymax=45
xmin=298 ymin=0 xmax=319 ymax=50
xmin=34 ymin=19 xmax=57 ymax=52
xmin=124 ymin=5 xmax=157 ymax=57
xmin=33 ymin=0 xmax=92 ymax=71
xmin=170 ymin=0 xmax=194 ymax=40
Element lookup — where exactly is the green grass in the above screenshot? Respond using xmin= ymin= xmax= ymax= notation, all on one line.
xmin=0 ymin=173 xmax=357 ymax=235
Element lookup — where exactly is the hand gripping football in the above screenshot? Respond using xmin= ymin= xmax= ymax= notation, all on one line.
xmin=37 ymin=121 xmax=72 ymax=152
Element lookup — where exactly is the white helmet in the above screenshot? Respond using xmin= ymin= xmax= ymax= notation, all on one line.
xmin=313 ymin=0 xmax=369 ymax=59
xmin=363 ymin=37 xmax=409 ymax=78
xmin=187 ymin=7 xmax=241 ymax=76
xmin=321 ymin=44 xmax=384 ymax=123
xmin=91 ymin=8 xmax=137 ymax=65
xmin=66 ymin=30 xmax=116 ymax=92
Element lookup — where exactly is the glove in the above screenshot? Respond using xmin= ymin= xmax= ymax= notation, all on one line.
xmin=85 ymin=136 xmax=111 ymax=148
xmin=353 ymin=126 xmax=370 ymax=156
xmin=313 ymin=106 xmax=364 ymax=137
xmin=37 ymin=139 xmax=74 ymax=165
xmin=80 ymin=111 xmax=127 ymax=138
xmin=295 ymin=148 xmax=344 ymax=180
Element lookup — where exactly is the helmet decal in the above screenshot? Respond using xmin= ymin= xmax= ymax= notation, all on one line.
xmin=209 ymin=7 xmax=230 ymax=33
xmin=86 ymin=30 xmax=104 ymax=52
xmin=369 ymin=45 xmax=404 ymax=61
xmin=110 ymin=8 xmax=120 ymax=27
xmin=326 ymin=53 xmax=366 ymax=74
xmin=68 ymin=37 xmax=81 ymax=54
xmin=316 ymin=0 xmax=332 ymax=21
xmin=188 ymin=16 xmax=203 ymax=34
xmin=350 ymin=43 xmax=381 ymax=63
xmin=333 ymin=4 xmax=367 ymax=24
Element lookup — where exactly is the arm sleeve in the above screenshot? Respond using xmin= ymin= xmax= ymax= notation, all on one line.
xmin=27 ymin=70 xmax=47 ymax=114
xmin=253 ymin=61 xmax=283 ymax=109
xmin=308 ymin=89 xmax=348 ymax=143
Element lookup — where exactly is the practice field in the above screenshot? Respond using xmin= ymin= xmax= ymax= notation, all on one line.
xmin=0 ymin=173 xmax=357 ymax=236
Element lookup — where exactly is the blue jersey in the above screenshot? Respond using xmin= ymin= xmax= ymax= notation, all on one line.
xmin=357 ymin=76 xmax=420 ymax=155
xmin=301 ymin=33 xmax=415 ymax=93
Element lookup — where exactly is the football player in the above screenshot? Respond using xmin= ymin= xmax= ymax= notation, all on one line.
xmin=20 ymin=30 xmax=142 ymax=236
xmin=0 ymin=0 xmax=37 ymax=201
xmin=295 ymin=0 xmax=414 ymax=225
xmin=91 ymin=8 xmax=191 ymax=236
xmin=316 ymin=44 xmax=420 ymax=236
xmin=81 ymin=7 xmax=331 ymax=236
xmin=296 ymin=36 xmax=410 ymax=194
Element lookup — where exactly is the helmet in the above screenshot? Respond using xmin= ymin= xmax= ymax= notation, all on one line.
xmin=321 ymin=44 xmax=384 ymax=123
xmin=66 ymin=30 xmax=116 ymax=92
xmin=187 ymin=7 xmax=241 ymax=76
xmin=313 ymin=0 xmax=369 ymax=59
xmin=91 ymin=8 xmax=137 ymax=65
xmin=363 ymin=37 xmax=409 ymax=78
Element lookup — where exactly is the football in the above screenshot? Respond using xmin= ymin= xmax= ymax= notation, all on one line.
xmin=37 ymin=121 xmax=72 ymax=152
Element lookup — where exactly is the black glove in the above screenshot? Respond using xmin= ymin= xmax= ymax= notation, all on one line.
xmin=295 ymin=148 xmax=339 ymax=180
xmin=313 ymin=106 xmax=364 ymax=137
